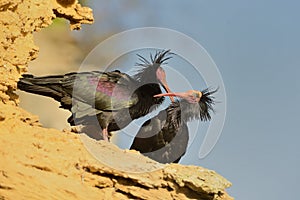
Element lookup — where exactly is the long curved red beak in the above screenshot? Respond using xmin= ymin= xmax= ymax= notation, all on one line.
xmin=156 ymin=67 xmax=174 ymax=102
xmin=154 ymin=92 xmax=185 ymax=98
xmin=159 ymin=79 xmax=175 ymax=102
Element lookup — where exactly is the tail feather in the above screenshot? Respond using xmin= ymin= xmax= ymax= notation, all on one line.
xmin=18 ymin=74 xmax=72 ymax=109
xmin=19 ymin=74 xmax=65 ymax=85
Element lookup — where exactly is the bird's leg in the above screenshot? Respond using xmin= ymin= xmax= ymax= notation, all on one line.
xmin=102 ymin=127 xmax=109 ymax=142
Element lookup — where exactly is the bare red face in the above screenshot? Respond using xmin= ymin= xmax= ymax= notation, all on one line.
xmin=156 ymin=67 xmax=174 ymax=102
xmin=154 ymin=90 xmax=202 ymax=104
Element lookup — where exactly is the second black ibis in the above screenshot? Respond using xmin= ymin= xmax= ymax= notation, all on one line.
xmin=130 ymin=88 xmax=216 ymax=163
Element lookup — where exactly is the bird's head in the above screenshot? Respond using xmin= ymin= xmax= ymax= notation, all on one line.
xmin=154 ymin=88 xmax=217 ymax=121
xmin=134 ymin=49 xmax=174 ymax=102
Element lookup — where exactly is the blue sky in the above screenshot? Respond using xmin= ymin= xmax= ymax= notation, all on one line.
xmin=74 ymin=1 xmax=300 ymax=199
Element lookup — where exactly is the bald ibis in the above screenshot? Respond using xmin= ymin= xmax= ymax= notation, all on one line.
xmin=130 ymin=88 xmax=216 ymax=163
xmin=17 ymin=50 xmax=174 ymax=141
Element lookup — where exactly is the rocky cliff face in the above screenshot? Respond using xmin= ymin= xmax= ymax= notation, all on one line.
xmin=0 ymin=1 xmax=233 ymax=199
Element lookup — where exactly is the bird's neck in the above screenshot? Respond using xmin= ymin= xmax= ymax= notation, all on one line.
xmin=168 ymin=100 xmax=201 ymax=123
xmin=130 ymin=83 xmax=164 ymax=117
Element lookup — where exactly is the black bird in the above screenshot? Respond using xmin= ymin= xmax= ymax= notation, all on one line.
xmin=130 ymin=88 xmax=216 ymax=163
xmin=17 ymin=50 xmax=174 ymax=141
